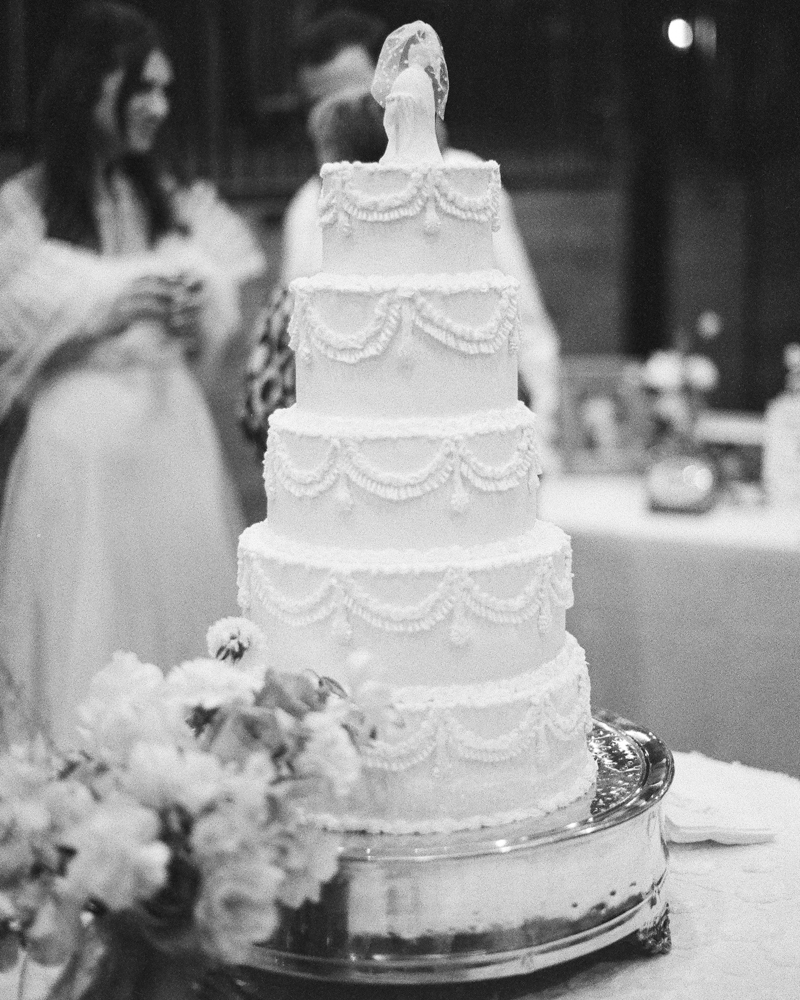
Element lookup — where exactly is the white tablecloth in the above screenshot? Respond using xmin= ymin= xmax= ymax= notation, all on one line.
xmin=539 ymin=475 xmax=800 ymax=778
xmin=515 ymin=752 xmax=800 ymax=1000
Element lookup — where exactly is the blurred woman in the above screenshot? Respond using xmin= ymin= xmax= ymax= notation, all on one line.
xmin=0 ymin=2 xmax=264 ymax=746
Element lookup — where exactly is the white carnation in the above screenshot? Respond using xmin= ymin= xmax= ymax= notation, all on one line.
xmin=205 ymin=618 xmax=271 ymax=686
xmin=206 ymin=618 xmax=265 ymax=659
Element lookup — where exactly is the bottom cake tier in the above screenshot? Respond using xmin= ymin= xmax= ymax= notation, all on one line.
xmin=308 ymin=634 xmax=596 ymax=834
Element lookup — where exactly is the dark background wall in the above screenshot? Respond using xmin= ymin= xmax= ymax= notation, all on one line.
xmin=3 ymin=0 xmax=800 ymax=412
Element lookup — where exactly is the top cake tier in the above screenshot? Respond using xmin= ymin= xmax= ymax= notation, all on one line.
xmin=319 ymin=161 xmax=501 ymax=275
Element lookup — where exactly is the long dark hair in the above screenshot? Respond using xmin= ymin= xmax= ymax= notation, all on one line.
xmin=36 ymin=2 xmax=177 ymax=248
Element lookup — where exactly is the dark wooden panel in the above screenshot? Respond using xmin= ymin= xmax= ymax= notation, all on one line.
xmin=0 ymin=0 xmax=28 ymax=135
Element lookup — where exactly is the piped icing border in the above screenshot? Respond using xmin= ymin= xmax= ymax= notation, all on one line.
xmin=289 ymin=273 xmax=520 ymax=365
xmin=269 ymin=400 xmax=532 ymax=439
xmin=319 ymin=161 xmax=502 ymax=234
xmin=265 ymin=404 xmax=541 ymax=512
xmin=358 ymin=635 xmax=591 ymax=771
xmin=237 ymin=523 xmax=573 ymax=646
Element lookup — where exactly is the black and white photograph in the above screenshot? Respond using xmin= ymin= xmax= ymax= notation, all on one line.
xmin=1 ymin=3 xmax=799 ymax=998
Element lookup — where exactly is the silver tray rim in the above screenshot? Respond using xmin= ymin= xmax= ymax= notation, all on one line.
xmin=248 ymin=874 xmax=668 ymax=982
xmin=336 ymin=710 xmax=674 ymax=862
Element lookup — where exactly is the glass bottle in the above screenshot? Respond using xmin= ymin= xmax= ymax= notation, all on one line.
xmin=763 ymin=343 xmax=800 ymax=506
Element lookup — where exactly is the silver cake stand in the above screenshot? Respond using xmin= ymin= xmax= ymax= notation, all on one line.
xmin=247 ymin=711 xmax=674 ymax=984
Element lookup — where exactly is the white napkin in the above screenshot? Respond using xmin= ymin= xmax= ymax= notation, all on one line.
xmin=664 ymin=751 xmax=775 ymax=845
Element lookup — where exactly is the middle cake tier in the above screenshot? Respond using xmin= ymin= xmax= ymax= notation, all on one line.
xmin=238 ymin=519 xmax=573 ymax=688
xmin=264 ymin=403 xmax=541 ymax=550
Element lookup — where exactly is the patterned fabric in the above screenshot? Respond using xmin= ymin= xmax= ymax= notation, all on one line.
xmin=241 ymin=285 xmax=296 ymax=455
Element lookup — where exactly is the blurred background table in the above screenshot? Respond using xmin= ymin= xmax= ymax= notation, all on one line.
xmin=539 ymin=474 xmax=800 ymax=778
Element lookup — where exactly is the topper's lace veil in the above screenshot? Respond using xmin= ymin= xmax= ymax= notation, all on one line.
xmin=370 ymin=21 xmax=449 ymax=119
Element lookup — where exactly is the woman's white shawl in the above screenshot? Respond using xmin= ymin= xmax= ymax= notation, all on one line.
xmin=0 ymin=169 xmax=265 ymax=420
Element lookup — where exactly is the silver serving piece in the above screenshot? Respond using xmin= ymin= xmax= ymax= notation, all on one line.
xmin=247 ymin=712 xmax=673 ymax=983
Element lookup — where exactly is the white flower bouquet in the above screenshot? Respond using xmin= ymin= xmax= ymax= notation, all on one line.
xmin=0 ymin=618 xmax=367 ymax=999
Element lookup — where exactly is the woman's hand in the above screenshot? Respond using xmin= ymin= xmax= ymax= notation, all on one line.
xmin=105 ymin=275 xmax=175 ymax=337
xmin=166 ymin=273 xmax=206 ymax=354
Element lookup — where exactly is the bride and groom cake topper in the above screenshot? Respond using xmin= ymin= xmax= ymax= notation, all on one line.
xmin=371 ymin=21 xmax=449 ymax=166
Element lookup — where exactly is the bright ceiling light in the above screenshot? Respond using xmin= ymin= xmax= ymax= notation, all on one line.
xmin=667 ymin=18 xmax=693 ymax=49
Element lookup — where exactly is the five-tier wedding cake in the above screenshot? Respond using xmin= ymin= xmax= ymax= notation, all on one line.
xmin=238 ymin=23 xmax=596 ymax=835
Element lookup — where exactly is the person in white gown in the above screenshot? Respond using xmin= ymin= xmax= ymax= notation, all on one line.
xmin=0 ymin=2 xmax=265 ymax=747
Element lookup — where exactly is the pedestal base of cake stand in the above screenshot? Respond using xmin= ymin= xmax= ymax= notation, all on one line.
xmin=247 ymin=711 xmax=674 ymax=984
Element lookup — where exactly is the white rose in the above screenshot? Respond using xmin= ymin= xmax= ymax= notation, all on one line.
xmin=206 ymin=617 xmax=266 ymax=659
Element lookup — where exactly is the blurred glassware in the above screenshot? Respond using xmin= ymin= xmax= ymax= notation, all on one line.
xmin=645 ymin=452 xmax=718 ymax=513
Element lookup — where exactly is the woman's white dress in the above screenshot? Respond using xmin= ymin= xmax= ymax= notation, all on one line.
xmin=0 ymin=169 xmax=265 ymax=747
